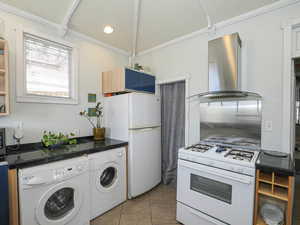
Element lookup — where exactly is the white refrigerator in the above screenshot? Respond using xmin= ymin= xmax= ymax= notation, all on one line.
xmin=104 ymin=93 xmax=161 ymax=198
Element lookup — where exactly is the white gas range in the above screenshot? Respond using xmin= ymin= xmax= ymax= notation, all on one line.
xmin=176 ymin=141 xmax=260 ymax=225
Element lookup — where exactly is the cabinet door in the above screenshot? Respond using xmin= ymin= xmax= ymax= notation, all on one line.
xmin=102 ymin=71 xmax=113 ymax=94
xmin=111 ymin=68 xmax=125 ymax=93
xmin=293 ymin=27 xmax=300 ymax=58
xmin=125 ymin=69 xmax=155 ymax=93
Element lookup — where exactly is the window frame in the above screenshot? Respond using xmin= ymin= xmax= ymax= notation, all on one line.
xmin=16 ymin=27 xmax=79 ymax=104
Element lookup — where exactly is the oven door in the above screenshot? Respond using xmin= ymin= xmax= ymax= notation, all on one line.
xmin=177 ymin=159 xmax=255 ymax=225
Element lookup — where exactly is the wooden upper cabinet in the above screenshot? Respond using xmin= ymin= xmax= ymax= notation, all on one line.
xmin=102 ymin=70 xmax=113 ymax=94
xmin=111 ymin=68 xmax=125 ymax=92
xmin=102 ymin=68 xmax=125 ymax=94
xmin=102 ymin=68 xmax=155 ymax=95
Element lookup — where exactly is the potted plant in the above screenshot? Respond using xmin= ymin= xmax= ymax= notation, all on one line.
xmin=80 ymin=102 xmax=105 ymax=141
xmin=42 ymin=131 xmax=77 ymax=149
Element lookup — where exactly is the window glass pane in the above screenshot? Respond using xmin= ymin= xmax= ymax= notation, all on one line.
xmin=190 ymin=174 xmax=232 ymax=204
xmin=24 ymin=33 xmax=71 ymax=98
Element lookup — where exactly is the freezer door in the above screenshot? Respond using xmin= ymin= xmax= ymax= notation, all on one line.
xmin=128 ymin=127 xmax=161 ymax=198
xmin=104 ymin=94 xmax=129 ymax=141
xmin=129 ymin=93 xmax=161 ymax=129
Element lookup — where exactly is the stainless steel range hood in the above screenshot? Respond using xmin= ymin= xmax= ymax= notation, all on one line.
xmin=194 ymin=33 xmax=261 ymax=101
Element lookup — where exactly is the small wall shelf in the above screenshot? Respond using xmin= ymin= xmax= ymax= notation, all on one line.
xmin=0 ymin=39 xmax=9 ymax=116
xmin=254 ymin=170 xmax=294 ymax=225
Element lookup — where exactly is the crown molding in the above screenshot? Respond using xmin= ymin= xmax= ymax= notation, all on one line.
xmin=0 ymin=1 xmax=61 ymax=29
xmin=0 ymin=1 xmax=130 ymax=56
xmin=137 ymin=0 xmax=300 ymax=57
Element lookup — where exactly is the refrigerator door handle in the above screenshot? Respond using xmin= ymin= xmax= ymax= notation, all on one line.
xmin=129 ymin=126 xmax=160 ymax=132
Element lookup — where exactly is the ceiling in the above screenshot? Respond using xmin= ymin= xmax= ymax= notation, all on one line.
xmin=0 ymin=0 xmax=279 ymax=53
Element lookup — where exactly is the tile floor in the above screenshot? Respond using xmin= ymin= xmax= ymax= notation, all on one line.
xmin=91 ymin=184 xmax=180 ymax=225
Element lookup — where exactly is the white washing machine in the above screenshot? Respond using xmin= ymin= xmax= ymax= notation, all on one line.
xmin=88 ymin=147 xmax=126 ymax=220
xmin=18 ymin=156 xmax=90 ymax=225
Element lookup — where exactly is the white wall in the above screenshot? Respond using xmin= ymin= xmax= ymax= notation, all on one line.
xmin=135 ymin=2 xmax=300 ymax=152
xmin=0 ymin=11 xmax=128 ymax=145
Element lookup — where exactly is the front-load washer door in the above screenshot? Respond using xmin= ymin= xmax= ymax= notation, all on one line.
xmin=96 ymin=162 xmax=119 ymax=192
xmin=35 ymin=181 xmax=83 ymax=225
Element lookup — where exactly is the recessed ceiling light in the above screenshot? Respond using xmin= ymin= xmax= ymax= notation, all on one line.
xmin=103 ymin=25 xmax=114 ymax=34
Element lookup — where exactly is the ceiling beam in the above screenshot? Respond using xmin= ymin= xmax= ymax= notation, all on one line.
xmin=198 ymin=0 xmax=212 ymax=28
xmin=60 ymin=0 xmax=82 ymax=37
xmin=131 ymin=0 xmax=141 ymax=59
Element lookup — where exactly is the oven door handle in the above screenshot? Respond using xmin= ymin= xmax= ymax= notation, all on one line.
xmin=204 ymin=169 xmax=251 ymax=184
xmin=181 ymin=163 xmax=252 ymax=185
xmin=189 ymin=207 xmax=226 ymax=225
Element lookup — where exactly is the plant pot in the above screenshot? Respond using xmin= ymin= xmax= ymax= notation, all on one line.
xmin=93 ymin=128 xmax=105 ymax=141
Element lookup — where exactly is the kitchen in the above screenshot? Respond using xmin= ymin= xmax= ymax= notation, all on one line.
xmin=0 ymin=0 xmax=299 ymax=225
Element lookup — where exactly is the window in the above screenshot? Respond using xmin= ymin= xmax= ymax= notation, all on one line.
xmin=24 ymin=33 xmax=71 ymax=98
xmin=16 ymin=29 xmax=78 ymax=104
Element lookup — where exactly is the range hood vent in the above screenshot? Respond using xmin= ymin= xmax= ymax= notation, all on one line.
xmin=197 ymin=90 xmax=261 ymax=102
xmin=192 ymin=33 xmax=261 ymax=101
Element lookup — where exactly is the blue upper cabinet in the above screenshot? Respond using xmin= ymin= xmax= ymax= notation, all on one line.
xmin=102 ymin=68 xmax=155 ymax=94
xmin=125 ymin=68 xmax=155 ymax=93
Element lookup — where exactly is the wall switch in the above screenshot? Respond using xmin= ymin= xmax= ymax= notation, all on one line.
xmin=73 ymin=129 xmax=80 ymax=137
xmin=265 ymin=120 xmax=273 ymax=131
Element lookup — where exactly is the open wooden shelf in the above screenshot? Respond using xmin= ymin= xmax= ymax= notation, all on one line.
xmin=254 ymin=170 xmax=294 ymax=225
xmin=274 ymin=175 xmax=289 ymax=188
xmin=256 ymin=215 xmax=267 ymax=225
xmin=0 ymin=39 xmax=6 ymax=49
xmin=0 ymin=39 xmax=9 ymax=116
xmin=0 ymin=112 xmax=8 ymax=116
xmin=258 ymin=183 xmax=288 ymax=202
xmin=258 ymin=172 xmax=273 ymax=184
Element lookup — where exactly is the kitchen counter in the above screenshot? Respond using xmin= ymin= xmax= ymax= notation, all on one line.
xmin=5 ymin=137 xmax=128 ymax=169
xmin=256 ymin=150 xmax=294 ymax=176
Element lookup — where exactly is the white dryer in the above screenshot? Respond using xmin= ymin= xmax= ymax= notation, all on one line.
xmin=88 ymin=147 xmax=126 ymax=220
xmin=18 ymin=156 xmax=90 ymax=225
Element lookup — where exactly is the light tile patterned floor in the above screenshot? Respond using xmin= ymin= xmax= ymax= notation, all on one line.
xmin=91 ymin=184 xmax=180 ymax=225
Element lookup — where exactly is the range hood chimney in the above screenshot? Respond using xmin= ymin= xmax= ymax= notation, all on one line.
xmin=197 ymin=33 xmax=261 ymax=101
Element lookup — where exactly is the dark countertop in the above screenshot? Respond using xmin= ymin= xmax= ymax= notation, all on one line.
xmin=4 ymin=137 xmax=128 ymax=169
xmin=256 ymin=150 xmax=294 ymax=176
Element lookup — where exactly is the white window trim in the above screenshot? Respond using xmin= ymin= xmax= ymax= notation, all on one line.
xmin=16 ymin=26 xmax=79 ymax=104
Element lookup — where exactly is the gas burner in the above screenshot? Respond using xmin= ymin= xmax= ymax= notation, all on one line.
xmin=225 ymin=149 xmax=254 ymax=162
xmin=186 ymin=143 xmax=214 ymax=153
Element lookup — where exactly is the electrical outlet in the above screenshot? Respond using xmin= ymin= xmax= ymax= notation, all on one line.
xmin=72 ymin=129 xmax=80 ymax=137
xmin=265 ymin=121 xmax=273 ymax=131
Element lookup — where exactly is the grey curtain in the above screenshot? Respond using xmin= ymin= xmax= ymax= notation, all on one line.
xmin=160 ymin=81 xmax=185 ymax=186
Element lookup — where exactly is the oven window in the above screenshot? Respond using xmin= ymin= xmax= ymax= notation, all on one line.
xmin=190 ymin=174 xmax=232 ymax=204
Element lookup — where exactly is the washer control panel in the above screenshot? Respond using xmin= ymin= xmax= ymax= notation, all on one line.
xmin=54 ymin=162 xmax=87 ymax=180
